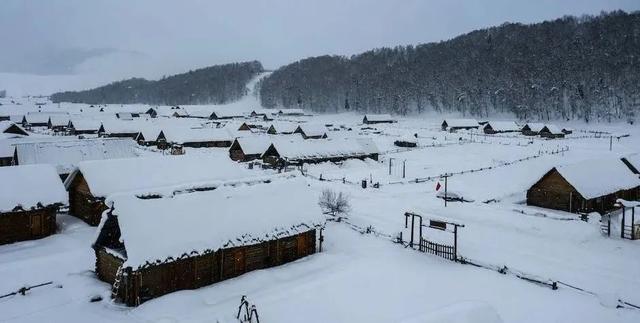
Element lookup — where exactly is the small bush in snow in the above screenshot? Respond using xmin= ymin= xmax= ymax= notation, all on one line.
xmin=318 ymin=189 xmax=351 ymax=218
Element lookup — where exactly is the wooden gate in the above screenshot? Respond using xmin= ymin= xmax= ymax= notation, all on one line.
xmin=30 ymin=213 xmax=43 ymax=236
xmin=419 ymin=238 xmax=456 ymax=261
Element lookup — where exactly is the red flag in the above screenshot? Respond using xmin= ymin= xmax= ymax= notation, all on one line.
xmin=435 ymin=182 xmax=442 ymax=191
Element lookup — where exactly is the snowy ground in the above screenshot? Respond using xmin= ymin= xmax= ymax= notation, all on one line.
xmin=1 ymin=91 xmax=640 ymax=322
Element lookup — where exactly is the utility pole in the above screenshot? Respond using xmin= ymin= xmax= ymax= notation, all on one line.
xmin=388 ymin=158 xmax=395 ymax=176
xmin=402 ymin=159 xmax=406 ymax=178
xmin=441 ymin=173 xmax=451 ymax=207
xmin=609 ymin=136 xmax=613 ymax=151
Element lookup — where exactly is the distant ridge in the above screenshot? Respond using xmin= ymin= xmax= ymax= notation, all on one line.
xmin=259 ymin=11 xmax=640 ymax=122
xmin=51 ymin=61 xmax=263 ymax=105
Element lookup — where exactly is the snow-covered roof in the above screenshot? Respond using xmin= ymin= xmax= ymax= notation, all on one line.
xmin=524 ymin=123 xmax=546 ymax=132
xmin=100 ymin=120 xmax=144 ymax=134
xmin=397 ymin=134 xmax=418 ymax=144
xmin=160 ymin=127 xmax=232 ymax=144
xmin=443 ymin=119 xmax=479 ymax=128
xmin=69 ymin=119 xmax=102 ymax=131
xmin=210 ymin=109 xmax=244 ymax=119
xmin=14 ymin=138 xmax=139 ymax=175
xmin=232 ymin=136 xmax=272 ymax=155
xmin=23 ymin=113 xmax=52 ymax=124
xmin=102 ymin=178 xmax=323 ymax=268
xmin=268 ymin=137 xmax=377 ymax=160
xmin=0 ymin=121 xmax=27 ymax=134
xmin=65 ymin=155 xmax=252 ymax=198
xmin=48 ymin=115 xmax=70 ymax=127
xmin=278 ymin=108 xmax=305 ymax=115
xmin=116 ymin=112 xmax=135 ymax=120
xmin=269 ymin=122 xmax=300 ymax=133
xmin=364 ymin=114 xmax=394 ymax=122
xmin=485 ymin=121 xmax=520 ymax=132
xmin=0 ymin=164 xmax=68 ymax=213
xmin=296 ymin=124 xmax=327 ymax=137
xmin=542 ymin=125 xmax=563 ymax=134
xmin=554 ymin=158 xmax=640 ymax=199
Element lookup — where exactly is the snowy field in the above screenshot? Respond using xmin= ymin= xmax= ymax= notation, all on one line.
xmin=1 ymin=85 xmax=640 ymax=322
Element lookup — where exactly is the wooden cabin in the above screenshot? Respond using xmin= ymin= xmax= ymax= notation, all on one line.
xmin=521 ymin=123 xmax=546 ymax=136
xmin=277 ymin=109 xmax=305 ymax=116
xmin=294 ymin=124 xmax=328 ymax=139
xmin=0 ymin=121 xmax=29 ymax=136
xmin=67 ymin=119 xmax=101 ymax=135
xmin=483 ymin=121 xmax=521 ymax=134
xmin=539 ymin=125 xmax=565 ymax=139
xmin=527 ymin=159 xmax=640 ymax=214
xmin=98 ymin=123 xmax=140 ymax=139
xmin=363 ymin=114 xmax=395 ymax=124
xmin=47 ymin=116 xmax=70 ymax=132
xmin=441 ymin=119 xmax=479 ymax=132
xmin=93 ymin=179 xmax=323 ymax=306
xmin=0 ymin=165 xmax=67 ymax=245
xmin=262 ymin=138 xmax=379 ymax=166
xmin=266 ymin=122 xmax=299 ymax=135
xmin=21 ymin=113 xmax=50 ymax=128
xmin=156 ymin=128 xmax=232 ymax=149
xmin=65 ymin=155 xmax=250 ymax=225
xmin=145 ymin=108 xmax=158 ymax=118
xmin=229 ymin=137 xmax=271 ymax=162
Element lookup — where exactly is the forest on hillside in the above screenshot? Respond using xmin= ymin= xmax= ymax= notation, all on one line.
xmin=259 ymin=11 xmax=640 ymax=122
xmin=51 ymin=61 xmax=263 ymax=105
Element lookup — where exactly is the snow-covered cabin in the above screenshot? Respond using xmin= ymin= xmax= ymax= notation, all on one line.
xmin=266 ymin=122 xmax=300 ymax=135
xmin=521 ymin=123 xmax=546 ymax=136
xmin=249 ymin=109 xmax=274 ymax=117
xmin=67 ymin=119 xmax=102 ymax=135
xmin=0 ymin=121 xmax=28 ymax=136
xmin=394 ymin=134 xmax=418 ymax=148
xmin=115 ymin=112 xmax=140 ymax=120
xmin=99 ymin=121 xmax=144 ymax=139
xmin=363 ymin=114 xmax=395 ymax=124
xmin=527 ymin=158 xmax=640 ymax=214
xmin=262 ymin=137 xmax=379 ymax=166
xmin=277 ymin=108 xmax=305 ymax=116
xmin=483 ymin=121 xmax=521 ymax=134
xmin=156 ymin=128 xmax=233 ymax=149
xmin=134 ymin=127 xmax=163 ymax=146
xmin=209 ymin=110 xmax=244 ymax=120
xmin=64 ymin=155 xmax=251 ymax=225
xmin=441 ymin=119 xmax=479 ymax=132
xmin=13 ymin=138 xmax=138 ymax=180
xmin=294 ymin=124 xmax=328 ymax=139
xmin=47 ymin=115 xmax=71 ymax=131
xmin=229 ymin=136 xmax=273 ymax=162
xmin=539 ymin=125 xmax=565 ymax=139
xmin=93 ymin=179 xmax=323 ymax=306
xmin=21 ymin=113 xmax=51 ymax=128
xmin=0 ymin=164 xmax=67 ymax=245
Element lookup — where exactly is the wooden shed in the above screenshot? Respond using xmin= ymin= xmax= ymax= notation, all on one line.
xmin=441 ymin=119 xmax=479 ymax=132
xmin=67 ymin=119 xmax=101 ymax=135
xmin=64 ymin=155 xmax=250 ymax=225
xmin=0 ymin=165 xmax=67 ymax=245
xmin=521 ymin=123 xmax=546 ymax=136
xmin=363 ymin=114 xmax=395 ymax=124
xmin=527 ymin=158 xmax=640 ymax=214
xmin=93 ymin=179 xmax=323 ymax=306
xmin=539 ymin=125 xmax=565 ymax=139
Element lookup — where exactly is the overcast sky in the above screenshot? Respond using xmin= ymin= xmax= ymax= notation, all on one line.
xmin=1 ymin=0 xmax=639 ymax=92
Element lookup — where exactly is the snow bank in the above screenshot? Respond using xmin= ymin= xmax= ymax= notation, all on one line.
xmin=399 ymin=301 xmax=503 ymax=323
xmin=0 ymin=164 xmax=68 ymax=212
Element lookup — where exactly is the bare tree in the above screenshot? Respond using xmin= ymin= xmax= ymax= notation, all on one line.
xmin=318 ymin=189 xmax=351 ymax=218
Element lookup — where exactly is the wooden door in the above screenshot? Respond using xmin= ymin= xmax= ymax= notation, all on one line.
xmin=31 ymin=214 xmax=42 ymax=236
xmin=233 ymin=249 xmax=246 ymax=276
xmin=296 ymin=234 xmax=308 ymax=257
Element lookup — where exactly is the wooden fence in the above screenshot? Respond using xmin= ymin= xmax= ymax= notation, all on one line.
xmin=419 ymin=238 xmax=456 ymax=261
